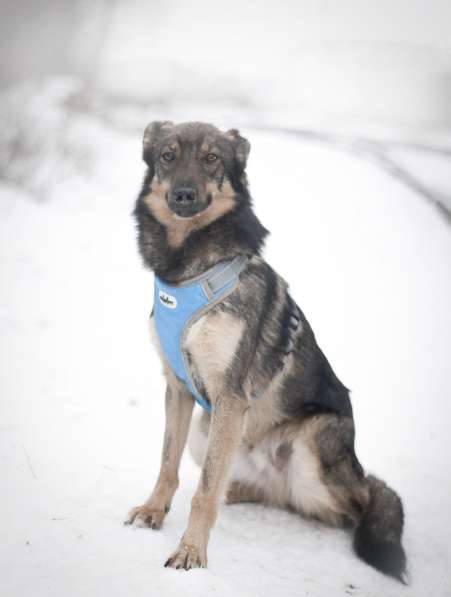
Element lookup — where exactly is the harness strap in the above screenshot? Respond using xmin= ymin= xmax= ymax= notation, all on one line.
xmin=153 ymin=254 xmax=249 ymax=413
xmin=202 ymin=254 xmax=248 ymax=298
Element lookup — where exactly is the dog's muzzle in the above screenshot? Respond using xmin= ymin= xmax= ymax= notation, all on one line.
xmin=169 ymin=187 xmax=203 ymax=217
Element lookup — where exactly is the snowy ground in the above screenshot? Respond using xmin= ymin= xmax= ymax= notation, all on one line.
xmin=1 ymin=88 xmax=451 ymax=597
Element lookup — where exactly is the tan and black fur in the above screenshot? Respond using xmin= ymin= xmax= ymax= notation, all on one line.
xmin=126 ymin=121 xmax=407 ymax=582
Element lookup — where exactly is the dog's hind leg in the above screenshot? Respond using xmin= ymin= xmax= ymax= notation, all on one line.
xmin=285 ymin=415 xmax=368 ymax=526
xmin=125 ymin=372 xmax=194 ymax=529
xmin=225 ymin=480 xmax=264 ymax=504
xmin=287 ymin=414 xmax=407 ymax=582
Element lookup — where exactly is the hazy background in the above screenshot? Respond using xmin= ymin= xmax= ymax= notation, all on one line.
xmin=2 ymin=0 xmax=451 ymax=127
xmin=1 ymin=0 xmax=450 ymax=211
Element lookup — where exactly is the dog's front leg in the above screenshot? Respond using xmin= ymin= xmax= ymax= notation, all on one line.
xmin=126 ymin=376 xmax=194 ymax=529
xmin=165 ymin=395 xmax=247 ymax=570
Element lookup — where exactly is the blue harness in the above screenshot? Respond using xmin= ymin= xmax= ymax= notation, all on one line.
xmin=153 ymin=255 xmax=248 ymax=412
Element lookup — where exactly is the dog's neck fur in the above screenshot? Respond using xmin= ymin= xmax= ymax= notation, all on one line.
xmin=134 ymin=173 xmax=268 ymax=284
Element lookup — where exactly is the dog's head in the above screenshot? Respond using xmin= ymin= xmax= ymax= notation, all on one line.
xmin=141 ymin=121 xmax=250 ymax=222
xmin=136 ymin=121 xmax=268 ymax=273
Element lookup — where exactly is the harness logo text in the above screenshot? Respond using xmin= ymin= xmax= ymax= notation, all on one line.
xmin=159 ymin=291 xmax=177 ymax=309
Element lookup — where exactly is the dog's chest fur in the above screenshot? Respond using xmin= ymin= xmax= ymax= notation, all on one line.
xmin=150 ymin=306 xmax=245 ymax=406
xmin=184 ymin=311 xmax=245 ymax=399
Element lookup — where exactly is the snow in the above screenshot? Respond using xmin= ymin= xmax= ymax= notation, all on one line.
xmin=1 ymin=85 xmax=451 ymax=597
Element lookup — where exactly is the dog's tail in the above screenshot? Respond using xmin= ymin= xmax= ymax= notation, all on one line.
xmin=353 ymin=474 xmax=407 ymax=583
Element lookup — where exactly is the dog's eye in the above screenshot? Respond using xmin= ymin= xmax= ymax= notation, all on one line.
xmin=204 ymin=153 xmax=218 ymax=163
xmin=162 ymin=151 xmax=176 ymax=162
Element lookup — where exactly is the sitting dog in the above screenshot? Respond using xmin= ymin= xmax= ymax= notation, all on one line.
xmin=126 ymin=121 xmax=406 ymax=582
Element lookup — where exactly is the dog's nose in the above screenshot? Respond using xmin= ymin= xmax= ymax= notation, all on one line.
xmin=173 ymin=187 xmax=197 ymax=204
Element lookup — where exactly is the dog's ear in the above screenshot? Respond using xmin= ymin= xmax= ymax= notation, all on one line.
xmin=225 ymin=129 xmax=250 ymax=168
xmin=143 ymin=121 xmax=174 ymax=166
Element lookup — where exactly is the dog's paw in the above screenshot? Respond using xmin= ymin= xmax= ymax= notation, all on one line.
xmin=164 ymin=542 xmax=207 ymax=570
xmin=124 ymin=504 xmax=167 ymax=530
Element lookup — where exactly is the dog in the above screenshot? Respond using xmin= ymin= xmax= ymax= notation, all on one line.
xmin=126 ymin=121 xmax=407 ymax=582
